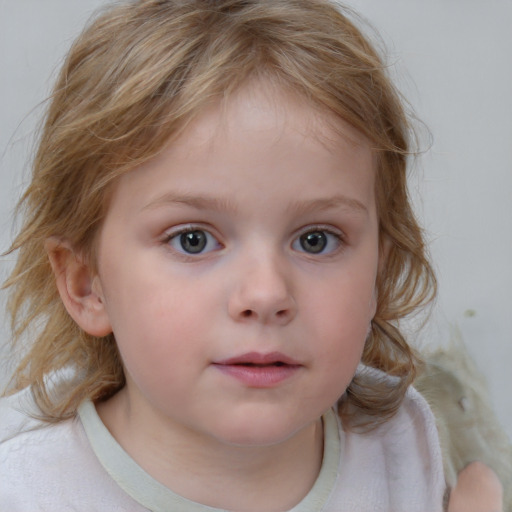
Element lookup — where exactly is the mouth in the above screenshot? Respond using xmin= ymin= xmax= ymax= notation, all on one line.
xmin=230 ymin=362 xmax=289 ymax=367
xmin=212 ymin=352 xmax=301 ymax=387
xmin=214 ymin=351 xmax=301 ymax=367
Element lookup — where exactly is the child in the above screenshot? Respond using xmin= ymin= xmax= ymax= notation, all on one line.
xmin=0 ymin=0 xmax=500 ymax=510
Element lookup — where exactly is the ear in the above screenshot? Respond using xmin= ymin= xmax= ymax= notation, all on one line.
xmin=46 ymin=238 xmax=112 ymax=337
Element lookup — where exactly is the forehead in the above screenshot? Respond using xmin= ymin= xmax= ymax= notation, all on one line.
xmin=181 ymin=80 xmax=373 ymax=161
xmin=106 ymin=79 xmax=377 ymax=218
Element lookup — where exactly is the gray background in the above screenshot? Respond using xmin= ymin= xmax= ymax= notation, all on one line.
xmin=1 ymin=0 xmax=511 ymax=439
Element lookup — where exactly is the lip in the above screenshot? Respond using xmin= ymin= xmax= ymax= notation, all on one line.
xmin=212 ymin=351 xmax=302 ymax=388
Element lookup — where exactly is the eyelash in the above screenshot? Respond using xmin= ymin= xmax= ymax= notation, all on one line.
xmin=292 ymin=225 xmax=345 ymax=256
xmin=161 ymin=224 xmax=346 ymax=258
xmin=162 ymin=225 xmax=222 ymax=257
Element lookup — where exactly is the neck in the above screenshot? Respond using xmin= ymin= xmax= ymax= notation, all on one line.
xmin=97 ymin=389 xmax=324 ymax=511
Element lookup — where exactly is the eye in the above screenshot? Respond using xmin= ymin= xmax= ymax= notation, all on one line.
xmin=293 ymin=229 xmax=342 ymax=255
xmin=167 ymin=228 xmax=220 ymax=255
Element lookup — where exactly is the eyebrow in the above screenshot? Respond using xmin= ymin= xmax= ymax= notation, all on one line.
xmin=141 ymin=192 xmax=367 ymax=216
xmin=141 ymin=192 xmax=238 ymax=214
xmin=286 ymin=196 xmax=368 ymax=216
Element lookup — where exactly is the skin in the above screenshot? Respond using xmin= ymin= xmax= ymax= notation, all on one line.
xmin=51 ymin=82 xmax=380 ymax=510
xmin=448 ymin=462 xmax=503 ymax=512
xmin=48 ymin=81 xmax=502 ymax=510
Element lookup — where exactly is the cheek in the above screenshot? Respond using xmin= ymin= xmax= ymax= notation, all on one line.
xmin=306 ymin=278 xmax=375 ymax=336
xmin=104 ymin=276 xmax=216 ymax=376
xmin=303 ymin=271 xmax=375 ymax=372
xmin=113 ymin=310 xmax=199 ymax=402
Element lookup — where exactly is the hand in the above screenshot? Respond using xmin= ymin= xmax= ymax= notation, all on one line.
xmin=448 ymin=461 xmax=503 ymax=512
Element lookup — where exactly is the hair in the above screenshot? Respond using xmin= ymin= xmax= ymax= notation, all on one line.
xmin=3 ymin=0 xmax=436 ymax=427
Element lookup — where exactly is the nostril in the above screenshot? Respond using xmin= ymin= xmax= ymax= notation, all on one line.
xmin=241 ymin=310 xmax=253 ymax=318
xmin=276 ymin=309 xmax=288 ymax=317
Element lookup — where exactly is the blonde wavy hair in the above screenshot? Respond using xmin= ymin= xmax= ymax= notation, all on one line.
xmin=3 ymin=0 xmax=435 ymax=426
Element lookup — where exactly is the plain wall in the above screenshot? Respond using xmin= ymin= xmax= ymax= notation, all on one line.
xmin=1 ymin=0 xmax=511 ymax=439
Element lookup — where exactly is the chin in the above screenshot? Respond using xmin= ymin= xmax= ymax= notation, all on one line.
xmin=209 ymin=415 xmax=313 ymax=448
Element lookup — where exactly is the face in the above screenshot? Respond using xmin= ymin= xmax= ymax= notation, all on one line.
xmin=92 ymin=83 xmax=379 ymax=447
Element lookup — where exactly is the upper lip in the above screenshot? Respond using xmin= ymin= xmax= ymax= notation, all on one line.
xmin=213 ymin=351 xmax=301 ymax=366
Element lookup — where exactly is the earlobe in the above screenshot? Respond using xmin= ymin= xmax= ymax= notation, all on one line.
xmin=45 ymin=238 xmax=112 ymax=337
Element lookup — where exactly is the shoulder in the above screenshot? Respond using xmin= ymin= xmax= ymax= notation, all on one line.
xmin=0 ymin=388 xmax=44 ymax=444
xmin=389 ymin=383 xmax=442 ymax=439
xmin=0 ymin=391 xmax=141 ymax=511
xmin=0 ymin=390 xmax=78 ymax=507
xmin=328 ymin=372 xmax=446 ymax=512
xmin=381 ymin=384 xmax=444 ymax=462
xmin=345 ymin=365 xmax=444 ymax=442
xmin=348 ymin=368 xmax=444 ymax=469
xmin=345 ymin=372 xmax=445 ymax=475
xmin=0 ymin=389 xmax=78 ymax=455
xmin=380 ymin=387 xmax=447 ymax=508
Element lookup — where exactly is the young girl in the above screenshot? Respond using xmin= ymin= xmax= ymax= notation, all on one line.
xmin=0 ymin=0 xmax=502 ymax=510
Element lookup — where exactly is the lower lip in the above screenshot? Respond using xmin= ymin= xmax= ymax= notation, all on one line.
xmin=213 ymin=364 xmax=300 ymax=387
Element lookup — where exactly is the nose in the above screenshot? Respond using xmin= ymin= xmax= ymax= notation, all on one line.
xmin=227 ymin=252 xmax=297 ymax=326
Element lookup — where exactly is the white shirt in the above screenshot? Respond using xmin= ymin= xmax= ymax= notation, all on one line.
xmin=0 ymin=385 xmax=445 ymax=511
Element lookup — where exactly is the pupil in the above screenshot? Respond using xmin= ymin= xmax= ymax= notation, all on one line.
xmin=300 ymin=231 xmax=327 ymax=253
xmin=180 ymin=231 xmax=207 ymax=253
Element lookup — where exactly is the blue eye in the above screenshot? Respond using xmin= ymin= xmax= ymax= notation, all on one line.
xmin=293 ymin=229 xmax=341 ymax=255
xmin=168 ymin=229 xmax=220 ymax=255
